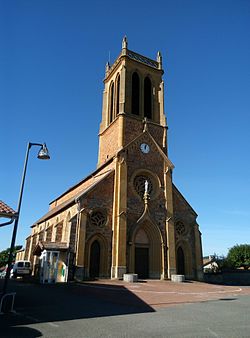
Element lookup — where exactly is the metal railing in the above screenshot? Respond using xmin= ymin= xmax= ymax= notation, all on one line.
xmin=0 ymin=292 xmax=16 ymax=314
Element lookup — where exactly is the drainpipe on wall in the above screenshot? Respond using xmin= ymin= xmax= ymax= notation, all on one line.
xmin=75 ymin=199 xmax=84 ymax=257
xmin=74 ymin=198 xmax=87 ymax=280
xmin=65 ymin=249 xmax=70 ymax=283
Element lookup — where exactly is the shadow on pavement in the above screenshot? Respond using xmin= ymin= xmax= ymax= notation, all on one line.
xmin=218 ymin=298 xmax=237 ymax=301
xmin=0 ymin=326 xmax=42 ymax=338
xmin=0 ymin=279 xmax=154 ymax=333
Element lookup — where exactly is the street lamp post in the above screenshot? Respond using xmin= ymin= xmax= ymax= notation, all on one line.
xmin=2 ymin=142 xmax=50 ymax=295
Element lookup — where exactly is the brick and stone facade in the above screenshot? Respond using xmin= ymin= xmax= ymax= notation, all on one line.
xmin=24 ymin=38 xmax=203 ymax=282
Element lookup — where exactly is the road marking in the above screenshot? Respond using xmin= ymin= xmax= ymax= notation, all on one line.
xmin=47 ymin=322 xmax=59 ymax=328
xmin=15 ymin=311 xmax=59 ymax=328
xmin=207 ymin=328 xmax=219 ymax=337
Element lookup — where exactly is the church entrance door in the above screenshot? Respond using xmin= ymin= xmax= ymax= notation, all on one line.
xmin=177 ymin=247 xmax=185 ymax=275
xmin=135 ymin=247 xmax=149 ymax=279
xmin=89 ymin=240 xmax=100 ymax=278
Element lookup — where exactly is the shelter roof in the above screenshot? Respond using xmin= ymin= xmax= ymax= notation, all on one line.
xmin=33 ymin=241 xmax=69 ymax=256
xmin=0 ymin=200 xmax=16 ymax=218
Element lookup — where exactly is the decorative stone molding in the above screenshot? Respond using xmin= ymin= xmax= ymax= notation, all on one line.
xmin=130 ymin=169 xmax=160 ymax=201
xmin=89 ymin=209 xmax=108 ymax=228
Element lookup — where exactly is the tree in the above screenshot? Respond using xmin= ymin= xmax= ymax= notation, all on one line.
xmin=0 ymin=245 xmax=22 ymax=268
xmin=227 ymin=244 xmax=250 ymax=270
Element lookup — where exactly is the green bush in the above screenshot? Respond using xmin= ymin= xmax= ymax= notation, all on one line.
xmin=0 ymin=245 xmax=22 ymax=268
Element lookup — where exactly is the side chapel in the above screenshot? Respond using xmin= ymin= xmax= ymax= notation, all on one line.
xmin=24 ymin=38 xmax=203 ymax=282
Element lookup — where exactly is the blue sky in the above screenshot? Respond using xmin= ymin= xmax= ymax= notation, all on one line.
xmin=0 ymin=0 xmax=249 ymax=256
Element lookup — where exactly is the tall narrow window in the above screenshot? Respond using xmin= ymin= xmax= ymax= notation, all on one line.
xmin=116 ymin=75 xmax=120 ymax=117
xmin=144 ymin=77 xmax=152 ymax=119
xmin=132 ymin=72 xmax=140 ymax=115
xmin=109 ymin=82 xmax=114 ymax=123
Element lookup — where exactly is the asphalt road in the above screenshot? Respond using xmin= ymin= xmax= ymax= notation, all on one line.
xmin=0 ymin=279 xmax=250 ymax=338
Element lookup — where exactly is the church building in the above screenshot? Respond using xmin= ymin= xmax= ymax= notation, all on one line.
xmin=24 ymin=38 xmax=203 ymax=283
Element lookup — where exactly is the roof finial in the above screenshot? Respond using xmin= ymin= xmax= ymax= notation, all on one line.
xmin=122 ymin=36 xmax=128 ymax=49
xmin=105 ymin=62 xmax=110 ymax=75
xmin=157 ymin=51 xmax=162 ymax=69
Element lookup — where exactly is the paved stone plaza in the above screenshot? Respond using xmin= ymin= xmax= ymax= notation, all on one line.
xmin=80 ymin=278 xmax=250 ymax=309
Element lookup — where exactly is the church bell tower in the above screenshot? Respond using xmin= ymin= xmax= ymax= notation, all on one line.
xmin=98 ymin=37 xmax=168 ymax=167
xmin=97 ymin=38 xmax=179 ymax=279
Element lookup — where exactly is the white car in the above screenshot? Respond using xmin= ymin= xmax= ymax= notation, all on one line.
xmin=0 ymin=270 xmax=6 ymax=278
xmin=11 ymin=260 xmax=32 ymax=278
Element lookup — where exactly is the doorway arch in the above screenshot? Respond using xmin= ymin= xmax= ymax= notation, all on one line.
xmin=129 ymin=221 xmax=163 ymax=279
xmin=177 ymin=246 xmax=185 ymax=275
xmin=176 ymin=241 xmax=193 ymax=278
xmin=89 ymin=240 xmax=100 ymax=278
xmin=86 ymin=234 xmax=109 ymax=278
xmin=134 ymin=228 xmax=149 ymax=278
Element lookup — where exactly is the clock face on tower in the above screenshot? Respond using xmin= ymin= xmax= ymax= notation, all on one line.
xmin=140 ymin=143 xmax=150 ymax=154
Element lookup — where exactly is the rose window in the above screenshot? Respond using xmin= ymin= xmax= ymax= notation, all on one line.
xmin=134 ymin=175 xmax=153 ymax=198
xmin=90 ymin=210 xmax=107 ymax=227
xmin=176 ymin=221 xmax=185 ymax=236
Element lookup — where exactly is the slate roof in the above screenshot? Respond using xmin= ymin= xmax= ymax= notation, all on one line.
xmin=32 ymin=169 xmax=114 ymax=227
xmin=0 ymin=200 xmax=16 ymax=218
xmin=33 ymin=241 xmax=69 ymax=256
xmin=49 ymin=158 xmax=114 ymax=205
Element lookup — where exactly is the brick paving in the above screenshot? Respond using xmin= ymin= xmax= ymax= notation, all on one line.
xmin=80 ymin=279 xmax=250 ymax=309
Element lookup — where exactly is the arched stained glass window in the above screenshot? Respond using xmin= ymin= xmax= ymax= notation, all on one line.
xmin=144 ymin=77 xmax=152 ymax=119
xmin=116 ymin=75 xmax=120 ymax=117
xmin=109 ymin=82 xmax=114 ymax=123
xmin=132 ymin=72 xmax=140 ymax=115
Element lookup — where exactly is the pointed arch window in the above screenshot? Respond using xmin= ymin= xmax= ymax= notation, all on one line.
xmin=109 ymin=81 xmax=114 ymax=123
xmin=63 ymin=212 xmax=71 ymax=243
xmin=144 ymin=77 xmax=152 ymax=119
xmin=45 ymin=223 xmax=52 ymax=242
xmin=55 ymin=221 xmax=63 ymax=242
xmin=116 ymin=75 xmax=120 ymax=117
xmin=132 ymin=72 xmax=140 ymax=115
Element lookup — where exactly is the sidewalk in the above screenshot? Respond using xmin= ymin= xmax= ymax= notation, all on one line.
xmin=77 ymin=279 xmax=250 ymax=309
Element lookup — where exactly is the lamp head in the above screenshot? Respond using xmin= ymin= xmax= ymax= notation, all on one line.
xmin=37 ymin=143 xmax=50 ymax=160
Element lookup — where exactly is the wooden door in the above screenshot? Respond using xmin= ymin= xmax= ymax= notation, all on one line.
xmin=177 ymin=247 xmax=185 ymax=275
xmin=135 ymin=247 xmax=149 ymax=278
xmin=89 ymin=240 xmax=100 ymax=278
